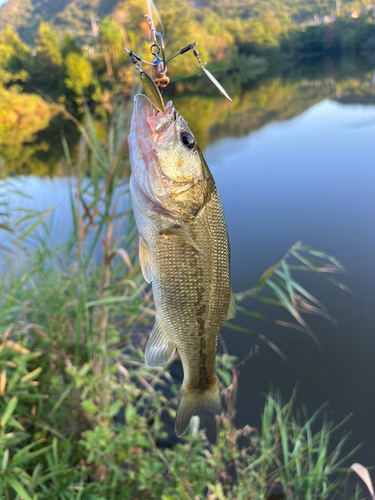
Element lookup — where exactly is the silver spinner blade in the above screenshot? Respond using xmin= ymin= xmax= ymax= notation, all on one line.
xmin=201 ymin=66 xmax=232 ymax=103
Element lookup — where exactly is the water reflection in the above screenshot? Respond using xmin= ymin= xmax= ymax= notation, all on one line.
xmin=177 ymin=70 xmax=375 ymax=147
xmin=1 ymin=64 xmax=375 ymax=176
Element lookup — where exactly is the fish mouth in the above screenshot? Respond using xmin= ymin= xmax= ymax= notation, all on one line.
xmin=128 ymin=95 xmax=173 ymax=210
xmin=131 ymin=94 xmax=155 ymax=144
xmin=130 ymin=95 xmax=177 ymax=148
xmin=129 ymin=94 xmax=179 ymax=175
xmin=128 ymin=95 xmax=156 ymax=182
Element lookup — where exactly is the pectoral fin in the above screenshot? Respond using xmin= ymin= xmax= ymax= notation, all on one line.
xmin=226 ymin=289 xmax=236 ymax=320
xmin=145 ymin=317 xmax=176 ymax=367
xmin=161 ymin=228 xmax=207 ymax=256
xmin=139 ymin=236 xmax=154 ymax=284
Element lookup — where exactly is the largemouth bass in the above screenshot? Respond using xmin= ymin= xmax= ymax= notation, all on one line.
xmin=128 ymin=95 xmax=235 ymax=437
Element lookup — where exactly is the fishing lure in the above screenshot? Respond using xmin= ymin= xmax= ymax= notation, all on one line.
xmin=124 ymin=0 xmax=232 ymax=110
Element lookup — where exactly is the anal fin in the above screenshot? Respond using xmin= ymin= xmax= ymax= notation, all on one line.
xmin=145 ymin=317 xmax=176 ymax=367
xmin=226 ymin=288 xmax=236 ymax=320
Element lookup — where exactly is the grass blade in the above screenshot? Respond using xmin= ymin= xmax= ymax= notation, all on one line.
xmin=1 ymin=396 xmax=18 ymax=427
xmin=4 ymin=475 xmax=32 ymax=500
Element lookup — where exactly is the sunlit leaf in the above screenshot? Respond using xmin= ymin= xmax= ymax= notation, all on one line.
xmin=1 ymin=396 xmax=18 ymax=427
xmin=350 ymin=463 xmax=375 ymax=498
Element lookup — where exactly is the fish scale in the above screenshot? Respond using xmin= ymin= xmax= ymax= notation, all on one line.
xmin=152 ymin=183 xmax=230 ymax=390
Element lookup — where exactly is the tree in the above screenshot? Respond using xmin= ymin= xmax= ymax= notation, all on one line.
xmin=61 ymin=31 xmax=83 ymax=60
xmin=36 ymin=22 xmax=63 ymax=66
xmin=99 ymin=17 xmax=127 ymax=80
xmin=65 ymin=52 xmax=94 ymax=101
xmin=29 ymin=22 xmax=63 ymax=91
xmin=0 ymin=25 xmax=29 ymax=84
xmin=100 ymin=17 xmax=123 ymax=55
xmin=0 ymin=85 xmax=55 ymax=174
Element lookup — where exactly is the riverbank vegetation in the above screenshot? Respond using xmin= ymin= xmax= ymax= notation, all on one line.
xmin=1 ymin=0 xmax=375 ymax=175
xmin=0 ymin=94 xmax=372 ymax=498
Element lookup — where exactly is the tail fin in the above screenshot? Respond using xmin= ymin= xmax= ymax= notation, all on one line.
xmin=175 ymin=378 xmax=222 ymax=438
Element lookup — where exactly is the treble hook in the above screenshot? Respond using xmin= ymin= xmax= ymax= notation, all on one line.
xmin=125 ymin=0 xmax=233 ymax=104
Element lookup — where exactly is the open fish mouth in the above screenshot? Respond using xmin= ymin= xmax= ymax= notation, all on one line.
xmin=128 ymin=95 xmax=178 ymax=213
xmin=128 ymin=95 xmax=156 ymax=178
xmin=130 ymin=94 xmax=155 ymax=147
xmin=128 ymin=94 xmax=203 ymax=219
xmin=131 ymin=95 xmax=177 ymax=145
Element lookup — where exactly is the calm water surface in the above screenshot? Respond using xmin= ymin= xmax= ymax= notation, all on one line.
xmin=207 ymin=99 xmax=375 ymax=466
xmin=4 ymin=98 xmax=375 ymax=465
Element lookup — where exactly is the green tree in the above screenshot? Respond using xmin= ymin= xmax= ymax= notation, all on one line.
xmin=100 ymin=17 xmax=123 ymax=55
xmin=29 ymin=22 xmax=63 ymax=91
xmin=61 ymin=31 xmax=83 ymax=60
xmin=36 ymin=22 xmax=63 ymax=67
xmin=0 ymin=85 xmax=56 ymax=174
xmin=0 ymin=25 xmax=29 ymax=84
xmin=65 ymin=52 xmax=94 ymax=101
xmin=98 ymin=17 xmax=127 ymax=81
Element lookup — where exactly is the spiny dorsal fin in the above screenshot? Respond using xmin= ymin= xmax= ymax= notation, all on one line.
xmin=226 ymin=288 xmax=236 ymax=320
xmin=139 ymin=236 xmax=154 ymax=284
xmin=145 ymin=317 xmax=176 ymax=367
xmin=161 ymin=227 xmax=207 ymax=256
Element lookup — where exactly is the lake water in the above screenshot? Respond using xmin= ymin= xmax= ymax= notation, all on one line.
xmin=2 ymin=93 xmax=375 ymax=466
xmin=210 ymin=98 xmax=375 ymax=467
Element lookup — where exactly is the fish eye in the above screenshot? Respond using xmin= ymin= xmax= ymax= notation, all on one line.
xmin=180 ymin=131 xmax=195 ymax=150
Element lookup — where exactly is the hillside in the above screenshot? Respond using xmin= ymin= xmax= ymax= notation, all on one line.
xmin=0 ymin=0 xmax=352 ymax=45
xmin=0 ymin=0 xmax=119 ymax=44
